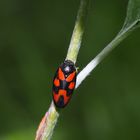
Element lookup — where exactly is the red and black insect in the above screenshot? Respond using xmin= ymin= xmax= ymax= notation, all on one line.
xmin=52 ymin=60 xmax=77 ymax=108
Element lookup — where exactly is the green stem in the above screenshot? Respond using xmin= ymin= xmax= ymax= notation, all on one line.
xmin=35 ymin=0 xmax=89 ymax=140
xmin=66 ymin=0 xmax=89 ymax=63
xmin=35 ymin=102 xmax=59 ymax=140
xmin=94 ymin=21 xmax=137 ymax=64
xmin=76 ymin=20 xmax=139 ymax=88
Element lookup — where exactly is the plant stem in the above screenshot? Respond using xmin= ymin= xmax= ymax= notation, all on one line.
xmin=35 ymin=102 xmax=59 ymax=140
xmin=35 ymin=0 xmax=89 ymax=140
xmin=66 ymin=0 xmax=89 ymax=63
xmin=76 ymin=21 xmax=138 ymax=88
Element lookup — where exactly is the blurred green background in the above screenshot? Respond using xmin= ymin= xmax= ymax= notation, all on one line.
xmin=0 ymin=0 xmax=140 ymax=139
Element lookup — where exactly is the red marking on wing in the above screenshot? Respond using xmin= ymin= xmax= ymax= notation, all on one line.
xmin=53 ymin=91 xmax=59 ymax=102
xmin=66 ymin=71 xmax=76 ymax=82
xmin=53 ymin=89 xmax=71 ymax=105
xmin=68 ymin=82 xmax=75 ymax=89
xmin=58 ymin=68 xmax=65 ymax=80
xmin=54 ymin=78 xmax=60 ymax=87
xmin=58 ymin=89 xmax=67 ymax=98
xmin=59 ymin=90 xmax=69 ymax=104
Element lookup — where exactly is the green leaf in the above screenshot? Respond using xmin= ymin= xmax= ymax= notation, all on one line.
xmin=121 ymin=0 xmax=140 ymax=33
xmin=77 ymin=0 xmax=140 ymax=87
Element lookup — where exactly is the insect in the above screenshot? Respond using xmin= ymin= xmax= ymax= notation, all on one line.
xmin=52 ymin=60 xmax=77 ymax=108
